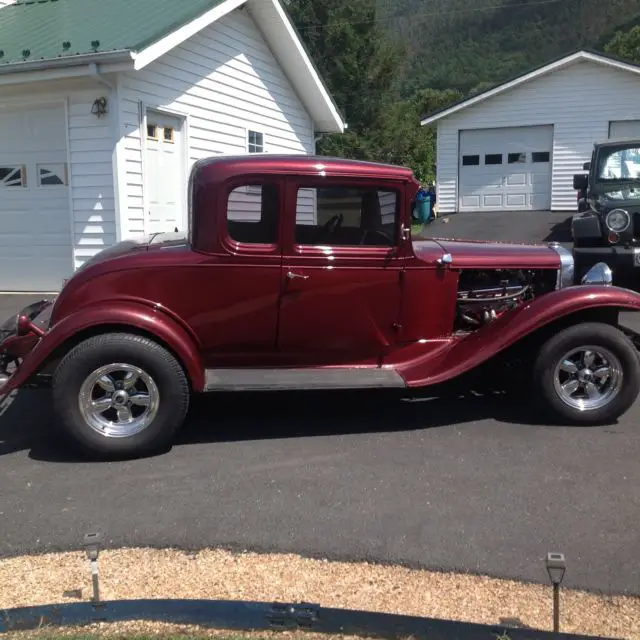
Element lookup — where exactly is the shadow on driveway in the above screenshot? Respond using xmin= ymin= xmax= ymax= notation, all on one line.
xmin=543 ymin=216 xmax=573 ymax=244
xmin=0 ymin=386 xmax=594 ymax=463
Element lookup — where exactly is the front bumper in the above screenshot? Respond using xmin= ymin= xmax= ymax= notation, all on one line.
xmin=0 ymin=299 xmax=54 ymax=393
xmin=573 ymin=245 xmax=640 ymax=284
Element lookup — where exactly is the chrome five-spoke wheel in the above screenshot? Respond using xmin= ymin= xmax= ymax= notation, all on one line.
xmin=553 ymin=347 xmax=622 ymax=411
xmin=53 ymin=333 xmax=190 ymax=459
xmin=78 ymin=363 xmax=160 ymax=438
xmin=534 ymin=322 xmax=640 ymax=425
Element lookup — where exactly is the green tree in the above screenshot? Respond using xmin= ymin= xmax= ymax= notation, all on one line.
xmin=605 ymin=25 xmax=640 ymax=64
xmin=285 ymin=0 xmax=404 ymax=147
xmin=284 ymin=1 xmax=462 ymax=183
xmin=387 ymin=0 xmax=640 ymax=97
xmin=367 ymin=88 xmax=463 ymax=184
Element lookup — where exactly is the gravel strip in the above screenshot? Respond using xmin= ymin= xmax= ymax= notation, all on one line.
xmin=0 ymin=549 xmax=638 ymax=639
xmin=9 ymin=626 xmax=369 ymax=640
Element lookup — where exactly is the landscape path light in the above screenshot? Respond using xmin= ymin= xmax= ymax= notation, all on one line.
xmin=83 ymin=530 xmax=104 ymax=606
xmin=546 ymin=552 xmax=566 ymax=633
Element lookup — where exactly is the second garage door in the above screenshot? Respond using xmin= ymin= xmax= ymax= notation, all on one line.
xmin=458 ymin=125 xmax=553 ymax=211
xmin=0 ymin=104 xmax=72 ymax=292
xmin=609 ymin=120 xmax=640 ymax=139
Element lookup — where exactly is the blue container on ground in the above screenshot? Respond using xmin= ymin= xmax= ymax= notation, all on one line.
xmin=415 ymin=189 xmax=432 ymax=223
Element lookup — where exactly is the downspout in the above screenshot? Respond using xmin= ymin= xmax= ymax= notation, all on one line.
xmin=88 ymin=62 xmax=115 ymax=90
xmin=314 ymin=121 xmax=347 ymax=150
xmin=314 ymin=132 xmax=326 ymax=154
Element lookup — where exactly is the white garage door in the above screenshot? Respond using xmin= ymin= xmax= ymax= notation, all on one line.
xmin=458 ymin=125 xmax=553 ymax=211
xmin=609 ymin=120 xmax=640 ymax=140
xmin=0 ymin=104 xmax=71 ymax=292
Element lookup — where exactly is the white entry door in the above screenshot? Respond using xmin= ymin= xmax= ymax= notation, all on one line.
xmin=609 ymin=120 xmax=640 ymax=140
xmin=145 ymin=110 xmax=186 ymax=235
xmin=0 ymin=104 xmax=72 ymax=292
xmin=458 ymin=125 xmax=553 ymax=211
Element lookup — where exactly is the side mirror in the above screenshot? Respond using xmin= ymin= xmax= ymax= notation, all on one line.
xmin=583 ymin=161 xmax=591 ymax=171
xmin=573 ymin=174 xmax=588 ymax=190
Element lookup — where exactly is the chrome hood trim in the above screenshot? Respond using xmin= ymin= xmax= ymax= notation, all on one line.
xmin=548 ymin=242 xmax=575 ymax=289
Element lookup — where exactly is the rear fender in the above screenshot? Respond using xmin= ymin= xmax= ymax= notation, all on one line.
xmin=401 ymin=284 xmax=640 ymax=386
xmin=3 ymin=302 xmax=205 ymax=394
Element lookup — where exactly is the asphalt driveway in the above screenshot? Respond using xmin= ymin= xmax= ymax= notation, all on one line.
xmin=1 ymin=385 xmax=640 ymax=596
xmin=1 ymin=212 xmax=640 ymax=597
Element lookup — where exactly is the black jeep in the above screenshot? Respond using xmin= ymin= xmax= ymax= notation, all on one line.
xmin=572 ymin=139 xmax=640 ymax=287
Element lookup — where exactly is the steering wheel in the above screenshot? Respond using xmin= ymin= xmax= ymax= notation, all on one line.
xmin=315 ymin=213 xmax=343 ymax=242
xmin=360 ymin=229 xmax=394 ymax=246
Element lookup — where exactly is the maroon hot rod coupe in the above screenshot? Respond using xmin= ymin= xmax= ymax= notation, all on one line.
xmin=2 ymin=155 xmax=640 ymax=458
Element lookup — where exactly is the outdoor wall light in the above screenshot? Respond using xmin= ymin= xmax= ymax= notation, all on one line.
xmin=91 ymin=97 xmax=108 ymax=118
xmin=546 ymin=552 xmax=566 ymax=633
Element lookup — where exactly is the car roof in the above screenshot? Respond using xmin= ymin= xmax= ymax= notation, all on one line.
xmin=193 ymin=154 xmax=416 ymax=182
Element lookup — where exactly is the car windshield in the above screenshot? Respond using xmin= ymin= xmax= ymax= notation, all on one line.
xmin=598 ymin=185 xmax=640 ymax=201
xmin=596 ymin=145 xmax=640 ymax=181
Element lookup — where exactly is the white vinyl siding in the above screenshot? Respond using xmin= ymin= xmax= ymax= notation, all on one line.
xmin=0 ymin=82 xmax=116 ymax=290
xmin=296 ymin=188 xmax=317 ymax=225
xmin=228 ymin=187 xmax=316 ymax=226
xmin=228 ymin=186 xmax=263 ymax=223
xmin=67 ymin=91 xmax=117 ymax=268
xmin=379 ymin=190 xmax=397 ymax=224
xmin=436 ymin=60 xmax=640 ymax=213
xmin=118 ymin=8 xmax=315 ymax=238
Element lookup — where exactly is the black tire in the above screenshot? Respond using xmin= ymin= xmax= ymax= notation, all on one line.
xmin=532 ymin=322 xmax=640 ymax=425
xmin=52 ymin=333 xmax=190 ymax=459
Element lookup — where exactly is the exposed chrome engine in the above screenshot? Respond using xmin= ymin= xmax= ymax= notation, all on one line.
xmin=455 ymin=269 xmax=557 ymax=331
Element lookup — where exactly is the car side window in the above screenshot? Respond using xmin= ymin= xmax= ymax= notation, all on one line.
xmin=295 ymin=186 xmax=398 ymax=247
xmin=226 ymin=183 xmax=279 ymax=244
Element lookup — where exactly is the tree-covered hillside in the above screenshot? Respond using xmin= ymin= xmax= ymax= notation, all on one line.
xmin=285 ymin=0 xmax=640 ymax=184
xmin=383 ymin=0 xmax=640 ymax=95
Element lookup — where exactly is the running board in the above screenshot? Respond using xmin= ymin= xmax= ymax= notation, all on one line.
xmin=204 ymin=367 xmax=407 ymax=392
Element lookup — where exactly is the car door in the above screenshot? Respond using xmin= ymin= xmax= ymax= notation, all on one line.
xmin=194 ymin=179 xmax=283 ymax=367
xmin=276 ymin=176 xmax=405 ymax=365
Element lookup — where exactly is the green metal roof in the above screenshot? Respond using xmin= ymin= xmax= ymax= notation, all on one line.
xmin=0 ymin=0 xmax=228 ymax=67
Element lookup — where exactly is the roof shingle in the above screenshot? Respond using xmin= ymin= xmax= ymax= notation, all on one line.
xmin=0 ymin=0 xmax=227 ymax=66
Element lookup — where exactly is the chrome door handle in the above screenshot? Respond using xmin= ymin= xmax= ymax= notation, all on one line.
xmin=286 ymin=271 xmax=309 ymax=280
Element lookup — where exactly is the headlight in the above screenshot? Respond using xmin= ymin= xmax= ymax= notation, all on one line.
xmin=605 ymin=208 xmax=630 ymax=232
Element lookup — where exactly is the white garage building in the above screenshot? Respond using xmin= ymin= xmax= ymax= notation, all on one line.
xmin=421 ymin=50 xmax=640 ymax=215
xmin=0 ymin=0 xmax=343 ymax=293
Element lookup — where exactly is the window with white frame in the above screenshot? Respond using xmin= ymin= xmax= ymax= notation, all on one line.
xmin=247 ymin=130 xmax=264 ymax=153
xmin=37 ymin=163 xmax=68 ymax=187
xmin=0 ymin=166 xmax=26 ymax=188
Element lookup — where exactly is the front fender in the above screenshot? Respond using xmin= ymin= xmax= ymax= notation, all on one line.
xmin=571 ymin=211 xmax=601 ymax=240
xmin=3 ymin=301 xmax=205 ymax=394
xmin=401 ymin=284 xmax=640 ymax=387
